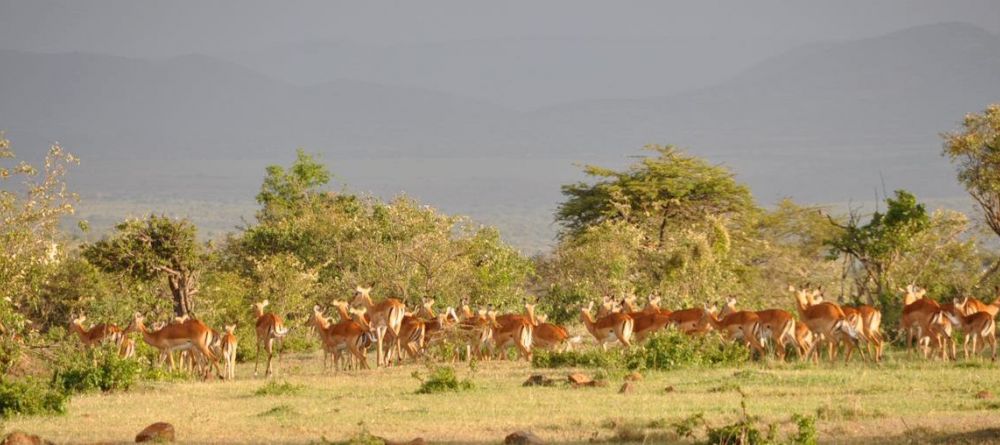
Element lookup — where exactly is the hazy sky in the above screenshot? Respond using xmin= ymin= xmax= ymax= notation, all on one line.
xmin=2 ymin=1 xmax=998 ymax=58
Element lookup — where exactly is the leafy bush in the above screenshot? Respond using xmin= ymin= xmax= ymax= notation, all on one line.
xmin=0 ymin=378 xmax=69 ymax=418
xmin=532 ymin=330 xmax=749 ymax=371
xmin=52 ymin=345 xmax=141 ymax=393
xmin=413 ymin=366 xmax=473 ymax=394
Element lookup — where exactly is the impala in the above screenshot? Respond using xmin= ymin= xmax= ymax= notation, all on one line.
xmin=530 ymin=313 xmax=577 ymax=351
xmin=69 ymin=314 xmax=124 ymax=348
xmin=789 ymin=285 xmax=861 ymax=363
xmin=721 ymin=297 xmax=796 ymax=361
xmin=900 ymin=285 xmax=951 ymax=358
xmin=957 ymin=296 xmax=1000 ymax=318
xmin=794 ymin=321 xmax=817 ymax=362
xmin=580 ymin=301 xmax=633 ymax=349
xmin=220 ymin=325 xmax=238 ymax=380
xmin=628 ymin=309 xmax=673 ymax=343
xmin=310 ymin=305 xmax=340 ymax=369
xmin=126 ymin=313 xmax=221 ymax=378
xmin=703 ymin=303 xmax=766 ymax=358
xmin=667 ymin=307 xmax=714 ymax=335
xmin=944 ymin=308 xmax=997 ymax=360
xmin=395 ymin=313 xmax=427 ymax=361
xmin=351 ymin=286 xmax=405 ymax=367
xmin=642 ymin=295 xmax=664 ymax=314
xmin=489 ymin=304 xmax=534 ymax=361
xmin=252 ymin=300 xmax=289 ymax=377
xmin=323 ymin=307 xmax=373 ymax=371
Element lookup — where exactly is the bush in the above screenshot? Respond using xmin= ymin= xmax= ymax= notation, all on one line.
xmin=413 ymin=366 xmax=473 ymax=394
xmin=0 ymin=378 xmax=69 ymax=418
xmin=532 ymin=330 xmax=749 ymax=371
xmin=52 ymin=345 xmax=141 ymax=393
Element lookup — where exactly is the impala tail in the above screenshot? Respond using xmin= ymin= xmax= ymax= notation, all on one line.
xmin=519 ymin=324 xmax=533 ymax=350
xmin=567 ymin=335 xmax=584 ymax=344
xmin=835 ymin=319 xmax=859 ymax=340
xmin=274 ymin=325 xmax=290 ymax=338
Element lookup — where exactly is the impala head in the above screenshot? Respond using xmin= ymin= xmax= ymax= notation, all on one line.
xmin=418 ymin=298 xmax=436 ymax=318
xmin=536 ymin=313 xmax=549 ymax=324
xmin=127 ymin=312 xmax=146 ymax=332
xmin=70 ymin=314 xmax=86 ymax=326
xmin=352 ymin=285 xmax=372 ymax=304
xmin=901 ymin=284 xmax=926 ymax=305
xmin=151 ymin=321 xmax=166 ymax=331
xmin=172 ymin=314 xmax=189 ymax=324
xmin=252 ymin=300 xmax=269 ymax=316
xmin=485 ymin=306 xmax=500 ymax=328
xmin=647 ymin=294 xmax=661 ymax=308
xmin=224 ymin=324 xmax=236 ymax=334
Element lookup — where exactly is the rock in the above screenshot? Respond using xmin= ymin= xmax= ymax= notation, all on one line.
xmin=619 ymin=381 xmax=635 ymax=394
xmin=2 ymin=432 xmax=53 ymax=445
xmin=505 ymin=430 xmax=544 ymax=445
xmin=976 ymin=390 xmax=993 ymax=399
xmin=523 ymin=374 xmax=555 ymax=387
xmin=135 ymin=422 xmax=175 ymax=443
xmin=625 ymin=372 xmax=643 ymax=381
xmin=568 ymin=373 xmax=592 ymax=385
xmin=664 ymin=385 xmax=675 ymax=393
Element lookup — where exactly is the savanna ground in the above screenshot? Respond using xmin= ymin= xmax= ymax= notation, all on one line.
xmin=6 ymin=349 xmax=1000 ymax=445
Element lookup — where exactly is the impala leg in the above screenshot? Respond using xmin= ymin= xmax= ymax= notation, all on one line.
xmin=254 ymin=340 xmax=262 ymax=377
xmin=265 ymin=338 xmax=274 ymax=377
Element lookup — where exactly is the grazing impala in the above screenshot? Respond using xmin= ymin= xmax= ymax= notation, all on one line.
xmin=789 ymin=285 xmax=861 ymax=363
xmin=127 ymin=313 xmax=221 ymax=378
xmin=580 ymin=301 xmax=633 ymax=349
xmin=69 ymin=314 xmax=124 ymax=348
xmin=351 ymin=286 xmax=405 ymax=367
xmin=900 ymin=285 xmax=952 ymax=358
xmin=220 ymin=325 xmax=238 ymax=380
xmin=252 ymin=300 xmax=289 ymax=377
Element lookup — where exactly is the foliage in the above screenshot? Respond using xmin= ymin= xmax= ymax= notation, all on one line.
xmin=412 ymin=365 xmax=474 ymax=394
xmin=83 ymin=215 xmax=203 ymax=316
xmin=943 ymin=104 xmax=1000 ymax=237
xmin=0 ymin=133 xmax=78 ymax=332
xmin=532 ymin=330 xmax=749 ymax=371
xmin=52 ymin=345 xmax=141 ymax=393
xmin=0 ymin=377 xmax=69 ymax=419
xmin=826 ymin=190 xmax=930 ymax=301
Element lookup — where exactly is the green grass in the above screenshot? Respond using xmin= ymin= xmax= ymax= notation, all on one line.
xmin=5 ymin=350 xmax=1000 ymax=444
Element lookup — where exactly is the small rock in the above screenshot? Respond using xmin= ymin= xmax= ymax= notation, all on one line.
xmin=625 ymin=372 xmax=643 ymax=381
xmin=976 ymin=390 xmax=993 ymax=399
xmin=568 ymin=373 xmax=593 ymax=385
xmin=664 ymin=385 xmax=675 ymax=393
xmin=135 ymin=422 xmax=175 ymax=443
xmin=619 ymin=382 xmax=635 ymax=394
xmin=505 ymin=430 xmax=544 ymax=445
xmin=2 ymin=432 xmax=53 ymax=445
xmin=523 ymin=374 xmax=555 ymax=387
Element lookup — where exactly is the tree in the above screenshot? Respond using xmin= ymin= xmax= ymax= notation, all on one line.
xmin=83 ymin=215 xmax=203 ymax=317
xmin=557 ymin=145 xmax=753 ymax=243
xmin=826 ymin=190 xmax=930 ymax=302
xmin=255 ymin=149 xmax=332 ymax=223
xmin=942 ymin=104 xmax=1000 ymax=280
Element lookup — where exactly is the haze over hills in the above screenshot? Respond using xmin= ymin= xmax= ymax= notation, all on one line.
xmin=1 ymin=22 xmax=998 ymax=251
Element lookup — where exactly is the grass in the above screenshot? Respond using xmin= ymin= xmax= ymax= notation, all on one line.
xmin=5 ymin=350 xmax=1000 ymax=444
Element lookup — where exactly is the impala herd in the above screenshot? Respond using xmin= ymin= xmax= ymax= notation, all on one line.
xmin=60 ymin=283 xmax=999 ymax=380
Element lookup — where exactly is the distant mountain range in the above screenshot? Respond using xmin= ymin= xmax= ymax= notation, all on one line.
xmin=1 ymin=22 xmax=998 ymax=249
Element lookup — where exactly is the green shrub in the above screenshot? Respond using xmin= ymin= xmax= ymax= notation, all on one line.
xmin=413 ymin=366 xmax=473 ymax=394
xmin=0 ymin=378 xmax=69 ymax=418
xmin=790 ymin=414 xmax=818 ymax=445
xmin=53 ymin=346 xmax=141 ymax=393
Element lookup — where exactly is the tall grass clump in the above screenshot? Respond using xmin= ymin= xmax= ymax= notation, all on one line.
xmin=533 ymin=330 xmax=749 ymax=371
xmin=413 ymin=365 xmax=474 ymax=394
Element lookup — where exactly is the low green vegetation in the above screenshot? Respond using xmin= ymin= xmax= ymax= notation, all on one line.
xmin=413 ymin=365 xmax=474 ymax=394
xmin=532 ymin=330 xmax=749 ymax=371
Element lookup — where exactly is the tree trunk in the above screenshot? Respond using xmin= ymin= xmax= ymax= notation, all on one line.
xmin=166 ymin=271 xmax=197 ymax=317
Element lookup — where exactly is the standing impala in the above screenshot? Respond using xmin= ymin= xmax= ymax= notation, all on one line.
xmin=531 ymin=313 xmax=578 ymax=351
xmin=220 ymin=325 xmax=238 ymax=380
xmin=252 ymin=300 xmax=289 ymax=377
xmin=900 ymin=285 xmax=952 ymax=358
xmin=957 ymin=296 xmax=1000 ymax=318
xmin=668 ymin=307 xmax=715 ymax=335
xmin=127 ymin=313 xmax=221 ymax=378
xmin=352 ymin=286 xmax=405 ymax=367
xmin=789 ymin=285 xmax=861 ymax=363
xmin=721 ymin=297 xmax=796 ymax=361
xmin=703 ymin=303 xmax=766 ymax=359
xmin=947 ymin=300 xmax=997 ymax=360
xmin=580 ymin=301 xmax=633 ymax=350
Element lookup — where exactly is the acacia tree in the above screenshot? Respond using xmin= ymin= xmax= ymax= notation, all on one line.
xmin=943 ymin=104 xmax=1000 ymax=280
xmin=84 ymin=215 xmax=202 ymax=317
xmin=826 ymin=190 xmax=930 ymax=303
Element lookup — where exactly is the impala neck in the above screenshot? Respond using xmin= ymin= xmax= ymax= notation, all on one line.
xmin=334 ymin=305 xmax=350 ymax=321
xmin=254 ymin=306 xmax=265 ymax=319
